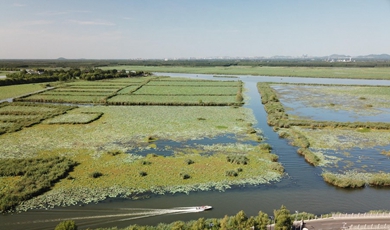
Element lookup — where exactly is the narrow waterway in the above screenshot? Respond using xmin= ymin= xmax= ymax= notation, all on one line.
xmin=2 ymin=73 xmax=390 ymax=230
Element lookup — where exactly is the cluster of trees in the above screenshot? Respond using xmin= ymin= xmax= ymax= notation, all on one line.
xmin=1 ymin=69 xmax=149 ymax=86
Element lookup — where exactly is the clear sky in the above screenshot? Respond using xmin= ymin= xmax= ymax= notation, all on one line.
xmin=1 ymin=0 xmax=389 ymax=59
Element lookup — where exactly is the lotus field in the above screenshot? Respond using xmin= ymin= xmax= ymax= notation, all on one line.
xmin=0 ymin=76 xmax=282 ymax=213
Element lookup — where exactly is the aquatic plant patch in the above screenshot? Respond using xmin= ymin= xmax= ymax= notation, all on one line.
xmin=294 ymin=127 xmax=390 ymax=150
xmin=54 ymin=88 xmax=117 ymax=93
xmin=0 ymin=104 xmax=58 ymax=113
xmin=117 ymin=85 xmax=144 ymax=94
xmin=134 ymin=85 xmax=239 ymax=95
xmin=147 ymin=79 xmax=240 ymax=86
xmin=273 ymin=84 xmax=390 ymax=119
xmin=44 ymin=112 xmax=103 ymax=124
xmin=0 ymin=106 xmax=255 ymax=158
xmin=0 ymin=102 xmax=75 ymax=135
xmin=107 ymin=95 xmax=240 ymax=105
xmin=16 ymin=143 xmax=282 ymax=211
xmin=40 ymin=91 xmax=114 ymax=96
xmin=17 ymin=94 xmax=108 ymax=104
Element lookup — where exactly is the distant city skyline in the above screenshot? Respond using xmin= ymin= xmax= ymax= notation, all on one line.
xmin=1 ymin=0 xmax=389 ymax=59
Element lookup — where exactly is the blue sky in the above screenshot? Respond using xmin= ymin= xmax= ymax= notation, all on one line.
xmin=1 ymin=0 xmax=389 ymax=59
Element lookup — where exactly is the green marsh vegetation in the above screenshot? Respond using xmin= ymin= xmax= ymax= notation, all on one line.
xmin=0 ymin=83 xmax=49 ymax=100
xmin=17 ymin=77 xmax=244 ymax=106
xmin=257 ymin=82 xmax=390 ymax=187
xmin=0 ymin=76 xmax=283 ymax=211
xmin=0 ymin=102 xmax=75 ymax=135
xmin=0 ymin=156 xmax=77 ymax=212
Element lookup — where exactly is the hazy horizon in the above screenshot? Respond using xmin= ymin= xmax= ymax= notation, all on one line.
xmin=1 ymin=0 xmax=390 ymax=59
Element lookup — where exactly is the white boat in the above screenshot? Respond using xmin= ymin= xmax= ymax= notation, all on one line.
xmin=195 ymin=205 xmax=212 ymax=211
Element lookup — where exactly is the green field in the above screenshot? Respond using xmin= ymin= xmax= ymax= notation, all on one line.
xmin=101 ymin=65 xmax=390 ymax=80
xmin=133 ymin=85 xmax=238 ymax=95
xmin=0 ymin=102 xmax=74 ymax=135
xmin=17 ymin=77 xmax=243 ymax=106
xmin=107 ymin=95 xmax=238 ymax=105
xmin=0 ymin=84 xmax=48 ymax=100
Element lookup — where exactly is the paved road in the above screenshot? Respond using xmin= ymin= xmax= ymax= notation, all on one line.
xmin=295 ymin=217 xmax=390 ymax=230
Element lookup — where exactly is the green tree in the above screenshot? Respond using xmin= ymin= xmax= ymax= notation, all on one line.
xmin=234 ymin=210 xmax=248 ymax=228
xmin=256 ymin=211 xmax=269 ymax=230
xmin=273 ymin=205 xmax=292 ymax=230
xmin=171 ymin=220 xmax=186 ymax=230
xmin=54 ymin=220 xmax=77 ymax=230
xmin=191 ymin=217 xmax=206 ymax=230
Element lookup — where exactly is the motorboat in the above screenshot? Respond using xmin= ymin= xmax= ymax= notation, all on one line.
xmin=196 ymin=205 xmax=213 ymax=211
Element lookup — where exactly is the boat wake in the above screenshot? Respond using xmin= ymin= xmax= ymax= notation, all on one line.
xmin=1 ymin=206 xmax=212 ymax=230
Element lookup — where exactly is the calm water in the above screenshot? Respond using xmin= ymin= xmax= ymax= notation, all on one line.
xmin=2 ymin=73 xmax=390 ymax=230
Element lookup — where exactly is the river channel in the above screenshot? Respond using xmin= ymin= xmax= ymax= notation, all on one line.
xmin=2 ymin=73 xmax=390 ymax=230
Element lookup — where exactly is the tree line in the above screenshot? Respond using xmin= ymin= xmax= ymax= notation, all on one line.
xmin=1 ymin=69 xmax=150 ymax=86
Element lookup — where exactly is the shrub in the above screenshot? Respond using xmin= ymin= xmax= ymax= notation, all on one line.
xmin=54 ymin=220 xmax=78 ymax=230
xmin=146 ymin=135 xmax=157 ymax=142
xmin=141 ymin=160 xmax=152 ymax=165
xmin=90 ymin=172 xmax=103 ymax=178
xmin=186 ymin=159 xmax=195 ymax=165
xmin=107 ymin=150 xmax=123 ymax=156
xmin=226 ymin=155 xmax=249 ymax=165
xmin=259 ymin=143 xmax=272 ymax=151
xmin=139 ymin=171 xmax=148 ymax=177
xmin=297 ymin=148 xmax=320 ymax=166
xmin=180 ymin=173 xmax=191 ymax=179
xmin=225 ymin=170 xmax=238 ymax=177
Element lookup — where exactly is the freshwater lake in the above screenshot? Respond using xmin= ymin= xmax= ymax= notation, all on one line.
xmin=2 ymin=73 xmax=390 ymax=230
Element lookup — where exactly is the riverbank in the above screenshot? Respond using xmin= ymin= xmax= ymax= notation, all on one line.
xmin=100 ymin=66 xmax=390 ymax=80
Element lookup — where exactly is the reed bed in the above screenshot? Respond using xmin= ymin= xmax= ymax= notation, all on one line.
xmin=0 ymin=156 xmax=77 ymax=212
xmin=322 ymin=171 xmax=390 ymax=188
